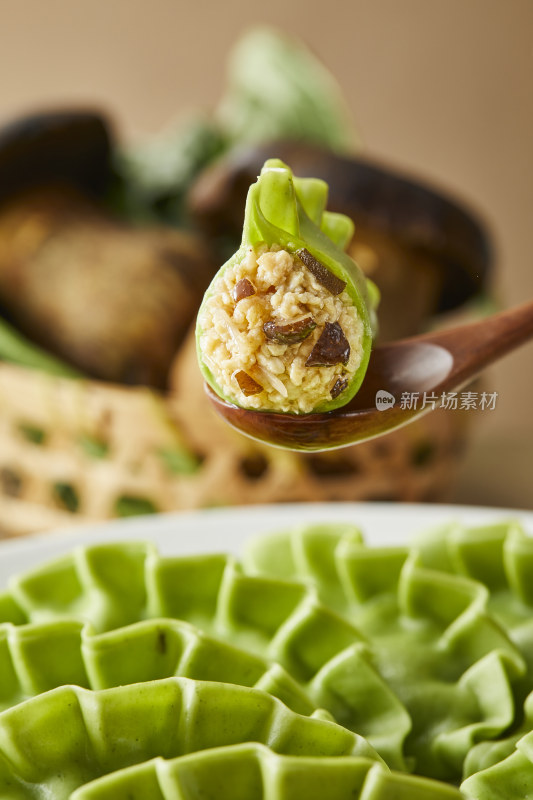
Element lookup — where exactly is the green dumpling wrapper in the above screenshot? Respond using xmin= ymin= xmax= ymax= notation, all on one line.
xmin=196 ymin=159 xmax=378 ymax=414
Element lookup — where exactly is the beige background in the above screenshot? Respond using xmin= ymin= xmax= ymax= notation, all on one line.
xmin=0 ymin=0 xmax=531 ymax=508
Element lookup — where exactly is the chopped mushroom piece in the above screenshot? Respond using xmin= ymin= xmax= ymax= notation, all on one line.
xmin=297 ymin=248 xmax=347 ymax=295
xmin=233 ymin=277 xmax=256 ymax=302
xmin=234 ymin=370 xmax=263 ymax=395
xmin=330 ymin=376 xmax=349 ymax=398
xmin=263 ymin=316 xmax=316 ymax=344
xmin=306 ymin=321 xmax=351 ymax=367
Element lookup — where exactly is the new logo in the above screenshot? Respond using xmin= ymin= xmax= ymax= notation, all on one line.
xmin=375 ymin=390 xmax=396 ymax=411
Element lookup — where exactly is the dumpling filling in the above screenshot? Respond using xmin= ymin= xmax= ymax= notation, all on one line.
xmin=198 ymin=243 xmax=364 ymax=413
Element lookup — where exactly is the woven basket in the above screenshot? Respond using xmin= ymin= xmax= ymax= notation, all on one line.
xmin=0 ymin=323 xmax=474 ymax=538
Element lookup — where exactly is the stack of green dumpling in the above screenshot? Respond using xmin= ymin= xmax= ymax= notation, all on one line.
xmin=0 ymin=519 xmax=531 ymax=798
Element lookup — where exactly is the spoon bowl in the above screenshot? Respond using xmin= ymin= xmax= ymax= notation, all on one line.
xmin=206 ymin=300 xmax=533 ymax=451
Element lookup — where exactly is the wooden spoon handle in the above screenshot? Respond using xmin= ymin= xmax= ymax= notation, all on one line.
xmin=425 ymin=299 xmax=533 ymax=389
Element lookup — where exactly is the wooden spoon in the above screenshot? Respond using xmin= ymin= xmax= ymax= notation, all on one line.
xmin=205 ymin=300 xmax=533 ymax=452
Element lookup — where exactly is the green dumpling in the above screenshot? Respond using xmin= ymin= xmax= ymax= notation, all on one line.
xmin=71 ymin=743 xmax=463 ymax=800
xmin=196 ymin=159 xmax=378 ymax=414
xmin=0 ymin=677 xmax=380 ymax=798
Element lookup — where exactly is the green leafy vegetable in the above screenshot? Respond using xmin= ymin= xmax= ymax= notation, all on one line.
xmin=53 ymin=481 xmax=80 ymax=513
xmin=217 ymin=26 xmax=356 ymax=152
xmin=78 ymin=435 xmax=110 ymax=460
xmin=109 ymin=27 xmax=356 ymax=227
xmin=18 ymin=423 xmax=47 ymax=445
xmin=114 ymin=495 xmax=158 ymax=518
xmin=158 ymin=447 xmax=201 ymax=475
xmin=0 ymin=315 xmax=81 ymax=378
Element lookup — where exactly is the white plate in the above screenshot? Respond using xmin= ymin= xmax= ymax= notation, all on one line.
xmin=0 ymin=502 xmax=532 ymax=590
